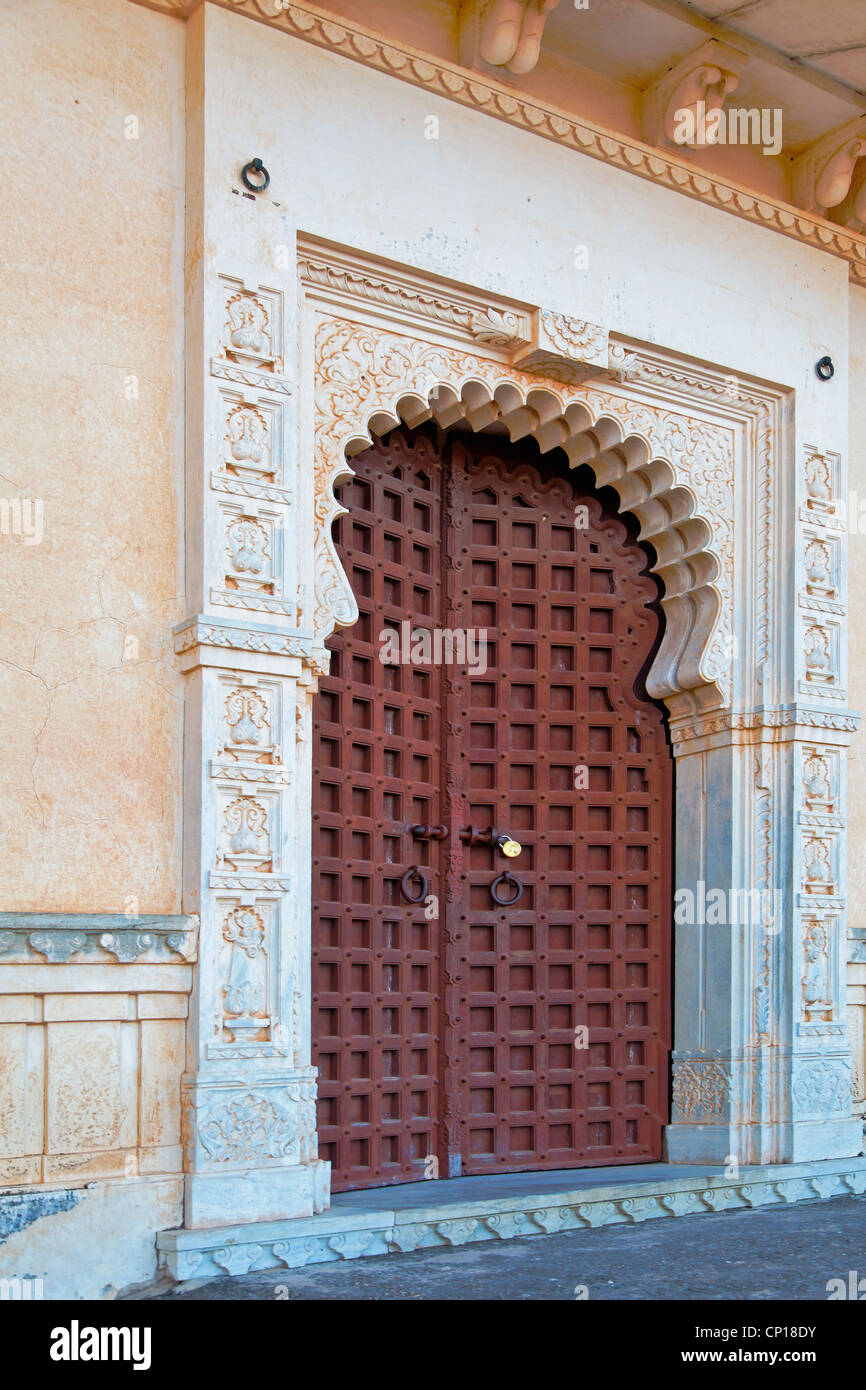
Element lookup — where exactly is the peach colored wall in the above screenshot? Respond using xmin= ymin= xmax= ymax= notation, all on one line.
xmin=0 ymin=0 xmax=186 ymax=912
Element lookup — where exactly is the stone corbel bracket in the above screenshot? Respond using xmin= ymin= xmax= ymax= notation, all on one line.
xmin=0 ymin=913 xmax=199 ymax=964
xmin=794 ymin=117 xmax=866 ymax=231
xmin=642 ymin=40 xmax=744 ymax=154
xmin=513 ymin=309 xmax=637 ymax=383
xmin=458 ymin=0 xmax=561 ymax=79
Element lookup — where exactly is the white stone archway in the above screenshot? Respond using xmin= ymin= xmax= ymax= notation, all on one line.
xmin=310 ymin=314 xmax=733 ymax=715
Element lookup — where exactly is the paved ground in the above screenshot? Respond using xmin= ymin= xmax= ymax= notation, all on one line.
xmin=150 ymin=1194 xmax=866 ymax=1300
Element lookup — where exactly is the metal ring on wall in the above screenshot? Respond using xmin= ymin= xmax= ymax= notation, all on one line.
xmin=241 ymin=157 xmax=270 ymax=192
xmin=815 ymin=356 xmax=835 ymax=381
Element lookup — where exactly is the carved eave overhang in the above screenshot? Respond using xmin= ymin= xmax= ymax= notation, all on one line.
xmin=132 ymin=0 xmax=866 ymax=287
xmin=0 ymin=913 xmax=199 ymax=964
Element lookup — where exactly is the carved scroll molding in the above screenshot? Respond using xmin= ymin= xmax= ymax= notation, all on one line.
xmin=312 ymin=311 xmax=735 ymax=715
xmin=129 ymin=0 xmax=866 ymax=285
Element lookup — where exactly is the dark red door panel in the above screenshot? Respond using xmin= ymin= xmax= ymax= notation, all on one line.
xmin=312 ymin=431 xmax=445 ymax=1190
xmin=446 ymin=440 xmax=671 ymax=1176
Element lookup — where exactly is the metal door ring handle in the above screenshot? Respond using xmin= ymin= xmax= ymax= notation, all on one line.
xmin=490 ymin=870 xmax=523 ymax=906
xmin=400 ymin=866 xmax=428 ymax=903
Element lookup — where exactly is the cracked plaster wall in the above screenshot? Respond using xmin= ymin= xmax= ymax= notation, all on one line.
xmin=0 ymin=0 xmax=186 ymax=913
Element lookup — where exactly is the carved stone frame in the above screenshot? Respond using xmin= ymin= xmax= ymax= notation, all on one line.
xmin=298 ymin=236 xmax=861 ymax=1171
xmin=174 ymin=228 xmax=860 ymax=1232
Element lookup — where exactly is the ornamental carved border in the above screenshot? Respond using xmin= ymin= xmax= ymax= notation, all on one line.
xmin=312 ymin=313 xmax=736 ymax=711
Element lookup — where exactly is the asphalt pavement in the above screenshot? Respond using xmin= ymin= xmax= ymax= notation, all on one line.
xmin=148 ymin=1193 xmax=866 ymax=1301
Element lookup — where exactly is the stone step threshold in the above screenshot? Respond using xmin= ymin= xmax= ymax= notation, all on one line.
xmin=158 ymin=1156 xmax=866 ymax=1283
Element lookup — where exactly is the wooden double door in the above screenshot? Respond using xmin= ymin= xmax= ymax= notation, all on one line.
xmin=312 ymin=426 xmax=672 ymax=1191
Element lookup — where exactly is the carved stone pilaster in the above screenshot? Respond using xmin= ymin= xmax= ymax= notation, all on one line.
xmin=663 ymin=441 xmax=859 ymax=1165
xmin=666 ymin=705 xmax=860 ymax=1163
xmin=177 ymin=61 xmax=328 ymax=1224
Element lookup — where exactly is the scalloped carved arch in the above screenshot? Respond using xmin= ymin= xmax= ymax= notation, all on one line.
xmin=313 ymin=316 xmax=734 ymax=713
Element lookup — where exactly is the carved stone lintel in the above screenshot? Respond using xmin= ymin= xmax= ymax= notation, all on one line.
xmin=298 ymin=237 xmax=532 ymax=352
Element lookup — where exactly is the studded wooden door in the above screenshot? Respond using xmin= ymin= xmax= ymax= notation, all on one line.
xmin=312 ymin=427 xmax=672 ymax=1192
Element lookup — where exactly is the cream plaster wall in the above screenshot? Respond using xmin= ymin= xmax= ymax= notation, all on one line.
xmin=0 ymin=0 xmax=186 ymax=913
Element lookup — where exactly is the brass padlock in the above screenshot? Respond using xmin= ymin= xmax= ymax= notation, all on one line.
xmin=498 ymin=834 xmax=522 ymax=858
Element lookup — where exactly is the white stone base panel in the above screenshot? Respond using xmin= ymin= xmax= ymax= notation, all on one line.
xmin=0 ymin=1176 xmax=183 ymax=1301
xmin=666 ymin=1118 xmax=864 ymax=1164
xmin=185 ymin=1160 xmax=330 ymax=1229
xmin=158 ymin=1157 xmax=866 ymax=1283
